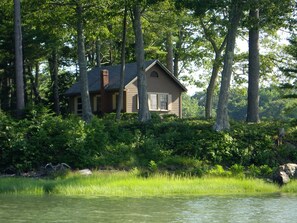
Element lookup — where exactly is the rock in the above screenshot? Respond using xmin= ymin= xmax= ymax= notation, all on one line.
xmin=279 ymin=163 xmax=297 ymax=178
xmin=273 ymin=163 xmax=297 ymax=185
xmin=280 ymin=171 xmax=290 ymax=184
xmin=78 ymin=169 xmax=92 ymax=176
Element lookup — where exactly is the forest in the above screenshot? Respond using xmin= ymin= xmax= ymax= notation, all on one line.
xmin=0 ymin=0 xmax=297 ymax=175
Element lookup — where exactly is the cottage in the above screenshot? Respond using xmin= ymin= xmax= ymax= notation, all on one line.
xmin=65 ymin=60 xmax=187 ymax=117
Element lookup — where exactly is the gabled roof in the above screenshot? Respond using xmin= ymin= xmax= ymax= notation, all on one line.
xmin=65 ymin=59 xmax=187 ymax=96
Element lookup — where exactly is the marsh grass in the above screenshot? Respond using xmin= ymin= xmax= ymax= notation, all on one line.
xmin=0 ymin=177 xmax=46 ymax=195
xmin=0 ymin=171 xmax=281 ymax=197
xmin=281 ymin=180 xmax=297 ymax=193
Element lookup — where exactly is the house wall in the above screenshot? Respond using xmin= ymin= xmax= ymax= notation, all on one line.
xmin=125 ymin=65 xmax=183 ymax=117
xmin=69 ymin=92 xmax=127 ymax=115
xmin=68 ymin=64 xmax=184 ymax=117
xmin=125 ymin=81 xmax=138 ymax=113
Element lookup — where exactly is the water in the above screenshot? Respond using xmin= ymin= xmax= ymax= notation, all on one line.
xmin=0 ymin=194 xmax=297 ymax=222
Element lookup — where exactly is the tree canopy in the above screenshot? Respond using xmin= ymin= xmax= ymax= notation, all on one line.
xmin=0 ymin=0 xmax=295 ymax=124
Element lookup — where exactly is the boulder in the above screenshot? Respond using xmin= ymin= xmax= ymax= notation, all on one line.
xmin=273 ymin=163 xmax=297 ymax=185
xmin=279 ymin=163 xmax=297 ymax=178
xmin=273 ymin=171 xmax=290 ymax=185
xmin=78 ymin=169 xmax=92 ymax=176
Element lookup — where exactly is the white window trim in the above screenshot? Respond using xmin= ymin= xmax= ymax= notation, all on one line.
xmin=112 ymin=93 xmax=124 ymax=110
xmin=93 ymin=95 xmax=101 ymax=112
xmin=74 ymin=96 xmax=82 ymax=115
xmin=136 ymin=93 xmax=172 ymax=111
xmin=148 ymin=92 xmax=172 ymax=111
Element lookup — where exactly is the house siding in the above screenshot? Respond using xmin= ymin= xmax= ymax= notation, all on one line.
xmin=67 ymin=61 xmax=185 ymax=118
xmin=125 ymin=80 xmax=138 ymax=113
xmin=146 ymin=65 xmax=182 ymax=117
xmin=125 ymin=65 xmax=183 ymax=117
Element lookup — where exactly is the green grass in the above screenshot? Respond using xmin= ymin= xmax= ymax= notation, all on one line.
xmin=0 ymin=171 xmax=282 ymax=197
xmin=281 ymin=180 xmax=297 ymax=193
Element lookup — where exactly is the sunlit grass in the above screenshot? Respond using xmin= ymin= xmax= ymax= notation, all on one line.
xmin=0 ymin=171 xmax=281 ymax=197
xmin=0 ymin=177 xmax=46 ymax=195
xmin=281 ymin=180 xmax=297 ymax=193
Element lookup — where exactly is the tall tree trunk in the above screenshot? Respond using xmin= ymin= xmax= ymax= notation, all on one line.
xmin=35 ymin=63 xmax=39 ymax=90
xmin=132 ymin=2 xmax=151 ymax=122
xmin=28 ymin=65 xmax=41 ymax=104
xmin=246 ymin=7 xmax=260 ymax=123
xmin=34 ymin=62 xmax=41 ymax=103
xmin=166 ymin=31 xmax=174 ymax=73
xmin=76 ymin=3 xmax=93 ymax=122
xmin=49 ymin=49 xmax=60 ymax=115
xmin=96 ymin=37 xmax=101 ymax=67
xmin=14 ymin=0 xmax=25 ymax=117
xmin=214 ymin=1 xmax=243 ymax=131
xmin=174 ymin=27 xmax=183 ymax=77
xmin=200 ymin=17 xmax=227 ymax=119
xmin=116 ymin=0 xmax=127 ymax=121
xmin=205 ymin=57 xmax=220 ymax=119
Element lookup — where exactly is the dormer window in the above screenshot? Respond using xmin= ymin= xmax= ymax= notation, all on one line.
xmin=150 ymin=71 xmax=159 ymax=77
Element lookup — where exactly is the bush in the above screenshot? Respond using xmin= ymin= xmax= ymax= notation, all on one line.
xmin=1 ymin=111 xmax=296 ymax=175
xmin=230 ymin=164 xmax=245 ymax=178
xmin=247 ymin=164 xmax=273 ymax=178
xmin=158 ymin=156 xmax=205 ymax=176
xmin=0 ymin=112 xmax=37 ymax=172
xmin=207 ymin=165 xmax=232 ymax=177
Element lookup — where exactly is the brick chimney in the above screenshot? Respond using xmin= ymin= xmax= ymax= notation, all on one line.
xmin=100 ymin=69 xmax=109 ymax=113
xmin=101 ymin=69 xmax=109 ymax=88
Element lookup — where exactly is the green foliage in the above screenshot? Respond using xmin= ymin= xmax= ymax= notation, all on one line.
xmin=207 ymin=165 xmax=232 ymax=177
xmin=246 ymin=164 xmax=273 ymax=178
xmin=182 ymin=93 xmax=203 ymax=118
xmin=230 ymin=164 xmax=245 ymax=178
xmin=1 ymin=111 xmax=297 ymax=176
xmin=148 ymin=160 xmax=158 ymax=173
xmin=185 ymin=87 xmax=297 ymax=121
xmin=158 ymin=156 xmax=205 ymax=176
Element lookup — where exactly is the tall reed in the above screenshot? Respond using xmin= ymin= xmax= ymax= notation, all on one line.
xmin=0 ymin=171 xmax=281 ymax=196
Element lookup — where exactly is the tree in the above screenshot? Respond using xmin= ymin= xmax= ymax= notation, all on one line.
xmin=214 ymin=0 xmax=244 ymax=131
xmin=76 ymin=2 xmax=93 ymax=122
xmin=246 ymin=6 xmax=260 ymax=123
xmin=199 ymin=15 xmax=227 ymax=119
xmin=48 ymin=48 xmax=60 ymax=115
xmin=131 ymin=1 xmax=151 ymax=122
xmin=14 ymin=0 xmax=25 ymax=117
xmin=245 ymin=0 xmax=294 ymax=123
xmin=116 ymin=0 xmax=128 ymax=121
xmin=175 ymin=0 xmax=244 ymax=127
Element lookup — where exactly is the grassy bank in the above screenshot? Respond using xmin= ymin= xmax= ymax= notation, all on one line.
xmin=0 ymin=171 xmax=286 ymax=197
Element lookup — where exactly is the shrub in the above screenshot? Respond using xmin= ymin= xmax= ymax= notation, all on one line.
xmin=230 ymin=164 xmax=245 ymax=178
xmin=246 ymin=164 xmax=273 ymax=178
xmin=95 ymin=143 xmax=135 ymax=169
xmin=207 ymin=165 xmax=232 ymax=177
xmin=158 ymin=156 xmax=205 ymax=176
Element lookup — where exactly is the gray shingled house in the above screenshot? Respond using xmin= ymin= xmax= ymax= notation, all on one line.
xmin=65 ymin=60 xmax=187 ymax=117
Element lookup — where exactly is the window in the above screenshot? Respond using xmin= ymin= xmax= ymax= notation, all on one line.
xmin=112 ymin=93 xmax=123 ymax=110
xmin=148 ymin=93 xmax=171 ymax=111
xmin=93 ymin=95 xmax=101 ymax=113
xmin=75 ymin=96 xmax=82 ymax=115
xmin=150 ymin=94 xmax=158 ymax=110
xmin=150 ymin=71 xmax=159 ymax=77
xmin=159 ymin=94 xmax=168 ymax=110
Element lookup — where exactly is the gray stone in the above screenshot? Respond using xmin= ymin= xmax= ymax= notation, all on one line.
xmin=279 ymin=163 xmax=297 ymax=178
xmin=78 ymin=169 xmax=92 ymax=175
xmin=273 ymin=163 xmax=297 ymax=185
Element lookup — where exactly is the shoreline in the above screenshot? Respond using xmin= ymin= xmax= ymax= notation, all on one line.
xmin=1 ymin=171 xmax=294 ymax=197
